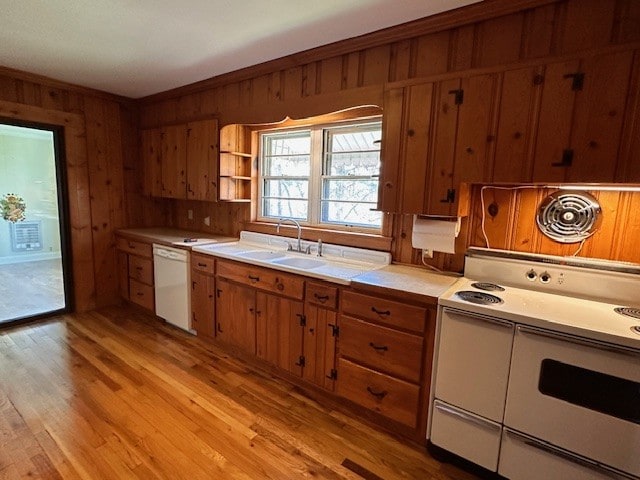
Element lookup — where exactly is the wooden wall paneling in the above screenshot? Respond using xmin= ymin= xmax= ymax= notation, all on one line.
xmin=319 ymin=56 xmax=343 ymax=94
xmin=0 ymin=75 xmax=18 ymax=102
xmin=302 ymin=63 xmax=318 ymax=97
xmin=62 ymin=90 xmax=84 ymax=115
xmin=531 ymin=59 xmax=580 ymax=182
xmin=157 ymin=98 xmax=179 ymax=126
xmin=567 ymin=50 xmax=634 ymax=181
xmin=448 ymin=25 xmax=475 ymax=71
xmin=521 ymin=3 xmax=558 ymax=59
xmin=413 ymin=31 xmax=450 ymax=78
xmin=400 ymin=83 xmax=433 ymax=214
xmin=492 ymin=66 xmax=542 ymax=182
xmin=177 ymin=93 xmax=201 ymax=121
xmin=559 ymin=0 xmax=616 ymax=54
xmin=389 ymin=40 xmax=412 ymax=82
xmin=473 ymin=13 xmax=525 ymax=68
xmin=469 ymin=187 xmax=519 ymax=249
xmin=391 ymin=214 xmax=417 ymax=265
xmin=343 ymin=52 xmax=360 ymax=89
xmin=616 ymin=50 xmax=640 ymax=182
xmin=120 ymin=105 xmax=144 ymax=227
xmin=84 ymin=98 xmax=124 ymax=308
xmin=271 ymin=71 xmax=284 ymax=103
xmin=283 ymin=67 xmax=303 ymax=102
xmin=582 ymin=191 xmax=623 ymax=260
xmin=141 ymin=128 xmax=163 ymax=197
xmin=362 ymin=45 xmax=392 ymax=86
xmin=426 ymin=78 xmax=459 ymax=215
xmin=614 ymin=192 xmax=640 ymax=263
xmin=160 ymin=124 xmax=187 ymax=199
xmin=613 ymin=0 xmax=640 ymax=43
xmin=252 ymin=74 xmax=271 ymax=106
xmin=452 ymin=73 xmax=499 ymax=200
xmin=39 ymin=87 xmax=66 ymax=112
xmin=16 ymin=80 xmax=42 ymax=107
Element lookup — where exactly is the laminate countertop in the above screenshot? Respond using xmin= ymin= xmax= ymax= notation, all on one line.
xmin=351 ymin=263 xmax=461 ymax=305
xmin=116 ymin=228 xmax=237 ymax=249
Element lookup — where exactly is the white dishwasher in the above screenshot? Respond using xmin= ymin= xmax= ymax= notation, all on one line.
xmin=153 ymin=244 xmax=192 ymax=332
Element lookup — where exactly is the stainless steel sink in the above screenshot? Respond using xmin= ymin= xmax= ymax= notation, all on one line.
xmin=272 ymin=256 xmax=325 ymax=270
xmin=236 ymin=250 xmax=287 ymax=261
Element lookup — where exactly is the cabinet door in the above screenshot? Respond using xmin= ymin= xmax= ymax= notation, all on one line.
xmin=186 ymin=119 xmax=219 ymax=201
xmin=568 ymin=50 xmax=634 ymax=182
xmin=215 ymin=278 xmax=256 ymax=354
xmin=256 ymin=292 xmax=304 ymax=376
xmin=378 ymin=87 xmax=404 ymax=212
xmin=303 ymin=305 xmax=337 ymax=391
xmin=192 ymin=270 xmax=215 ymax=339
xmin=426 ymin=78 xmax=460 ymax=215
xmin=161 ymin=124 xmax=187 ymax=199
xmin=141 ymin=128 xmax=163 ymax=197
xmin=532 ymin=60 xmax=581 ymax=182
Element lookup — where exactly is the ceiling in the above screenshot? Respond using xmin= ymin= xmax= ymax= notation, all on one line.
xmin=0 ymin=0 xmax=481 ymax=99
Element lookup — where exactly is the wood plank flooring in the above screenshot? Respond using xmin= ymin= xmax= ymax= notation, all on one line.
xmin=0 ymin=306 xmax=479 ymax=479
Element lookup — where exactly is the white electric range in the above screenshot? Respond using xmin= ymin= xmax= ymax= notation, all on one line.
xmin=429 ymin=248 xmax=640 ymax=480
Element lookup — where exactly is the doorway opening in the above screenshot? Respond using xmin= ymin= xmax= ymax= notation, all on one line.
xmin=0 ymin=120 xmax=73 ymax=325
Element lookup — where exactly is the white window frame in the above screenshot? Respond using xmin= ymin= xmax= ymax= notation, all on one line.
xmin=257 ymin=118 xmax=382 ymax=232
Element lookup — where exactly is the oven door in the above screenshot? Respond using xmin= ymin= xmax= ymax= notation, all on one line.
xmin=504 ymin=325 xmax=640 ymax=478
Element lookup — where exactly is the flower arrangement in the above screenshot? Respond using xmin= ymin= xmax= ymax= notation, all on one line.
xmin=1 ymin=193 xmax=27 ymax=222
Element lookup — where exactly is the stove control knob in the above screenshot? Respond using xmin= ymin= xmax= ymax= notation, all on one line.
xmin=540 ymin=272 xmax=551 ymax=284
xmin=526 ymin=269 xmax=537 ymax=281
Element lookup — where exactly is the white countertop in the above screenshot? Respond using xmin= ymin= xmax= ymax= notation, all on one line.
xmin=117 ymin=228 xmax=237 ymax=248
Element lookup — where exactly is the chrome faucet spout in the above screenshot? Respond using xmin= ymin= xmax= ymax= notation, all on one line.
xmin=276 ymin=218 xmax=303 ymax=253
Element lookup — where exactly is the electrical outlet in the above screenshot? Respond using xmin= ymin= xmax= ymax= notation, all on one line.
xmin=204 ymin=216 xmax=210 ymax=226
xmin=187 ymin=209 xmax=193 ymax=220
xmin=422 ymin=249 xmax=433 ymax=260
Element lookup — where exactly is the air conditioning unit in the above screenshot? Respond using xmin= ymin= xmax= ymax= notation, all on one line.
xmin=10 ymin=220 xmax=43 ymax=252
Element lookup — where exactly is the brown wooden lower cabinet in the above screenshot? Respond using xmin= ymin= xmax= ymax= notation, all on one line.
xmin=211 ymin=258 xmax=435 ymax=441
xmin=116 ymin=235 xmax=155 ymax=312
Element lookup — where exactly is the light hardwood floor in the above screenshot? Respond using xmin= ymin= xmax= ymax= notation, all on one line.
xmin=0 ymin=306 xmax=479 ymax=480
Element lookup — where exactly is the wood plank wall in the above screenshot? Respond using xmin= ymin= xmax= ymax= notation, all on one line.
xmin=0 ymin=68 xmax=154 ymax=311
xmin=137 ymin=0 xmax=640 ymax=271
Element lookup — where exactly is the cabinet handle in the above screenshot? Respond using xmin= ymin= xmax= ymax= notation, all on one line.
xmin=366 ymin=386 xmax=388 ymax=399
xmin=371 ymin=306 xmax=390 ymax=316
xmin=552 ymin=148 xmax=574 ymax=167
xmin=369 ymin=342 xmax=388 ymax=352
xmin=313 ymin=293 xmax=329 ymax=303
xmin=136 ymin=292 xmax=144 ymax=297
xmin=217 ymin=323 xmax=223 ymax=333
xmin=135 ymin=266 xmax=143 ymax=270
xmin=197 ymin=262 xmax=207 ymax=267
xmin=248 ymin=275 xmax=260 ymax=282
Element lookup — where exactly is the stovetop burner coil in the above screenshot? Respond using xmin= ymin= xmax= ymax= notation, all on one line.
xmin=615 ymin=307 xmax=640 ymax=320
xmin=471 ymin=282 xmax=505 ymax=292
xmin=455 ymin=290 xmax=503 ymax=305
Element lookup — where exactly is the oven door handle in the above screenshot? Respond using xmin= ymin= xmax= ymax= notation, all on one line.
xmin=443 ymin=307 xmax=514 ymax=328
xmin=504 ymin=429 xmax=631 ymax=480
xmin=516 ymin=325 xmax=640 ymax=357
xmin=434 ymin=402 xmax=501 ymax=431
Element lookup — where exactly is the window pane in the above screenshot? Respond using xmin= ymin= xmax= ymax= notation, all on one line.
xmin=322 ymin=179 xmax=378 ymax=203
xmin=326 ymin=151 xmax=380 ymax=176
xmin=263 ymin=179 xmax=308 ymax=199
xmin=321 ymin=201 xmax=382 ymax=227
xmin=263 ymin=198 xmax=308 ymax=220
xmin=264 ymin=132 xmax=310 ymax=155
xmin=327 ymin=127 xmax=381 ymax=152
xmin=264 ymin=155 xmax=310 ymax=176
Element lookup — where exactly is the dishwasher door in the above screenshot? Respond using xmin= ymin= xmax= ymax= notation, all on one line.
xmin=153 ymin=244 xmax=191 ymax=332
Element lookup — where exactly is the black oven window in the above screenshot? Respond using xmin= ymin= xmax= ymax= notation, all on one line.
xmin=538 ymin=359 xmax=640 ymax=425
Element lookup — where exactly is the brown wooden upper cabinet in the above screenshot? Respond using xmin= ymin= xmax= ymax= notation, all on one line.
xmin=141 ymin=118 xmax=219 ymax=200
xmin=379 ymin=73 xmax=496 ymax=215
xmin=218 ymin=124 xmax=252 ymax=202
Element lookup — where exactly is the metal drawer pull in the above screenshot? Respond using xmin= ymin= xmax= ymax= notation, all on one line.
xmin=248 ymin=275 xmax=260 ymax=282
xmin=434 ymin=402 xmax=501 ymax=430
xmin=197 ymin=262 xmax=207 ymax=267
xmin=369 ymin=342 xmax=388 ymax=352
xmin=366 ymin=386 xmax=388 ymax=399
xmin=371 ymin=307 xmax=391 ymax=316
xmin=506 ymin=430 xmax=626 ymax=479
xmin=313 ymin=293 xmax=329 ymax=302
xmin=444 ymin=307 xmax=514 ymax=328
xmin=517 ymin=325 xmax=640 ymax=357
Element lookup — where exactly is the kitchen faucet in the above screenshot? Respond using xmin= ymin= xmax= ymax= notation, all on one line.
xmin=276 ymin=218 xmax=307 ymax=253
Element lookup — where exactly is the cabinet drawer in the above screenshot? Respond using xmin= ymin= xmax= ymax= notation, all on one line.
xmin=336 ymin=358 xmax=420 ymax=428
xmin=339 ymin=316 xmax=423 ymax=383
xmin=129 ymin=279 xmax=154 ymax=311
xmin=217 ymin=259 xmax=304 ymax=300
xmin=305 ymin=282 xmax=338 ymax=310
xmin=191 ymin=252 xmax=215 ymax=274
xmin=341 ymin=290 xmax=426 ymax=333
xmin=128 ymin=255 xmax=153 ymax=285
xmin=117 ymin=237 xmax=152 ymax=258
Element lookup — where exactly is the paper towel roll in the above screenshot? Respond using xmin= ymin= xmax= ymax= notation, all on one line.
xmin=411 ymin=215 xmax=461 ymax=254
